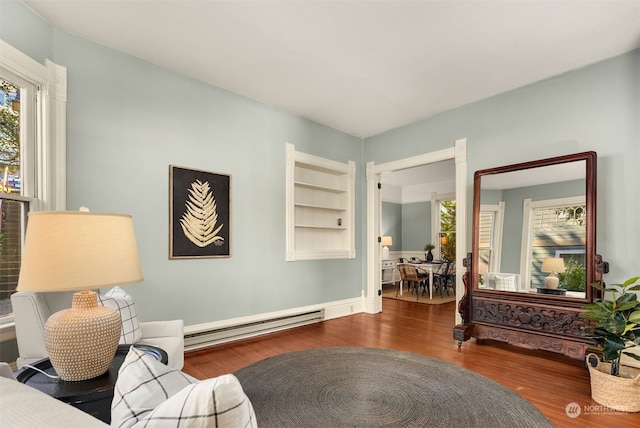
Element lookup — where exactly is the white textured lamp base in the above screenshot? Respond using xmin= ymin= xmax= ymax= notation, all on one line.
xmin=544 ymin=275 xmax=559 ymax=289
xmin=44 ymin=290 xmax=121 ymax=381
xmin=382 ymin=246 xmax=390 ymax=259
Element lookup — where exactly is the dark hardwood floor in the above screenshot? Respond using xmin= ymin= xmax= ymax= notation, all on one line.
xmin=184 ymin=293 xmax=639 ymax=427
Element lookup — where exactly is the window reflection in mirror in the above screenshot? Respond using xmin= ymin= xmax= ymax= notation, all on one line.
xmin=477 ymin=161 xmax=587 ymax=298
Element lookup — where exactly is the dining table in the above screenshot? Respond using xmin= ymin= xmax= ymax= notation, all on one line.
xmin=399 ymin=260 xmax=442 ymax=299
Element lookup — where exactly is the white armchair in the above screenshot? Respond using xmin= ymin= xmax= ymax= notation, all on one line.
xmin=11 ymin=291 xmax=185 ymax=370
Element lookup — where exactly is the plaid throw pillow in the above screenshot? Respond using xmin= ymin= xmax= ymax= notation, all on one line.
xmin=97 ymin=286 xmax=142 ymax=344
xmin=111 ymin=346 xmax=257 ymax=428
xmin=495 ymin=274 xmax=516 ymax=291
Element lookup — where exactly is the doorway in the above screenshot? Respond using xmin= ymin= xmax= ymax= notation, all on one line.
xmin=364 ymin=139 xmax=467 ymax=320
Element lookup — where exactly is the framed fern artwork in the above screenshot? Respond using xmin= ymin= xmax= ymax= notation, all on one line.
xmin=169 ymin=165 xmax=231 ymax=259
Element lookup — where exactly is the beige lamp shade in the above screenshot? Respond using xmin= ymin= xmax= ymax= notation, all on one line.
xmin=541 ymin=257 xmax=565 ymax=289
xmin=541 ymin=258 xmax=566 ymax=274
xmin=16 ymin=210 xmax=143 ymax=381
xmin=17 ymin=211 xmax=143 ymax=292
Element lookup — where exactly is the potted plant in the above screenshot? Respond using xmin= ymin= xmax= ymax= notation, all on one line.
xmin=424 ymin=243 xmax=435 ymax=262
xmin=581 ymin=276 xmax=640 ymax=412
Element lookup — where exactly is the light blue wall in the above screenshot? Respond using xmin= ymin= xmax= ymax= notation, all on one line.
xmin=381 ymin=202 xmax=402 ymax=252
xmin=365 ymin=50 xmax=639 ymax=282
xmin=2 ymin=0 xmax=638 ymax=327
xmin=382 ymin=201 xmax=432 ymax=253
xmin=0 ymin=0 xmax=52 ymax=63
xmin=401 ymin=202 xmax=431 ymax=252
xmin=2 ymin=1 xmax=364 ymax=326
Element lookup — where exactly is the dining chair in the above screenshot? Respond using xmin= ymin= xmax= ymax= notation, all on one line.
xmin=433 ymin=260 xmax=454 ymax=297
xmin=444 ymin=263 xmax=456 ymax=295
xmin=397 ymin=263 xmax=428 ymax=300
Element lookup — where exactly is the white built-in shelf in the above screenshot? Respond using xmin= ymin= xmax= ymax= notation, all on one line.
xmin=294 ymin=202 xmax=345 ymax=212
xmin=286 ymin=143 xmax=356 ymax=261
xmin=294 ymin=224 xmax=348 ymax=230
xmin=294 ymin=181 xmax=345 ymax=193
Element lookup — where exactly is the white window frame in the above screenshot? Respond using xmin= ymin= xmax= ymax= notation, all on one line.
xmin=0 ymin=39 xmax=67 ymax=341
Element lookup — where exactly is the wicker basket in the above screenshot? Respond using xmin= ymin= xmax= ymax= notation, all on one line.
xmin=587 ymin=353 xmax=640 ymax=412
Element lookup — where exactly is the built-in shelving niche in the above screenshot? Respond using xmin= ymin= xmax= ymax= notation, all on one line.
xmin=285 ymin=143 xmax=356 ymax=261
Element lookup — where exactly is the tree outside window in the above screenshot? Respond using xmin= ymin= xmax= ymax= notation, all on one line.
xmin=1 ymin=79 xmax=20 ymax=192
xmin=440 ymin=200 xmax=456 ymax=261
xmin=0 ymin=78 xmax=23 ymax=317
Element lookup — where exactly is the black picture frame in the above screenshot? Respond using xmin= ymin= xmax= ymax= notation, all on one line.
xmin=169 ymin=165 xmax=231 ymax=259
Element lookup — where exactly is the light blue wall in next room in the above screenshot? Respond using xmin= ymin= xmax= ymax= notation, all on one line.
xmin=381 ymin=201 xmax=432 ymax=254
xmin=381 ymin=202 xmax=402 ymax=253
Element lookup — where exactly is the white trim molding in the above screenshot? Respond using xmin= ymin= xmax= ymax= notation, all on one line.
xmin=366 ymin=139 xmax=468 ymax=317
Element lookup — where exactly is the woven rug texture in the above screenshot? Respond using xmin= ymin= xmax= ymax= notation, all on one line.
xmin=235 ymin=347 xmax=553 ymax=428
xmin=381 ymin=285 xmax=456 ymax=304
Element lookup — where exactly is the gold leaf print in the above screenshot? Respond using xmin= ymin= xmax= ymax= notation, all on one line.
xmin=180 ymin=179 xmax=224 ymax=247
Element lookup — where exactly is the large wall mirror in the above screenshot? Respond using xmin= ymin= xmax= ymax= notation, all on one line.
xmin=456 ymin=151 xmax=600 ymax=359
xmin=473 ymin=151 xmax=596 ymax=303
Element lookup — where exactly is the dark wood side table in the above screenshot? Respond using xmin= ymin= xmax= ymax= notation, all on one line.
xmin=15 ymin=344 xmax=167 ymax=424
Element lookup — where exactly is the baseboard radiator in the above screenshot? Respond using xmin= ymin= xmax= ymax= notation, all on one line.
xmin=184 ymin=309 xmax=325 ymax=351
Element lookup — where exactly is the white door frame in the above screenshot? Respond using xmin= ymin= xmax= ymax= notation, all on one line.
xmin=365 ymin=139 xmax=467 ymax=320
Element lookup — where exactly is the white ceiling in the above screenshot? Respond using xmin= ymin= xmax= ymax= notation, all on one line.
xmin=23 ymin=0 xmax=640 ymax=138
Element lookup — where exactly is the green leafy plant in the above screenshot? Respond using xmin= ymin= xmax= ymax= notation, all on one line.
xmin=558 ymin=259 xmax=585 ymax=292
xmin=581 ymin=276 xmax=640 ymax=376
xmin=423 ymin=243 xmax=435 ymax=252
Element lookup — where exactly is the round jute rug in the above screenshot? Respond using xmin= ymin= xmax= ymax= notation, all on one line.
xmin=235 ymin=347 xmax=553 ymax=428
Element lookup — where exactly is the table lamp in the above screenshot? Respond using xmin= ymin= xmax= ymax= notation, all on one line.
xmin=541 ymin=257 xmax=565 ymax=289
xmin=381 ymin=236 xmax=393 ymax=259
xmin=16 ymin=209 xmax=143 ymax=381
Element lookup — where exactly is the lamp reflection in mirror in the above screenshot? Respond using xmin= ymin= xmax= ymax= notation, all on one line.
xmin=16 ymin=209 xmax=143 ymax=381
xmin=381 ymin=236 xmax=392 ymax=259
xmin=541 ymin=257 xmax=565 ymax=289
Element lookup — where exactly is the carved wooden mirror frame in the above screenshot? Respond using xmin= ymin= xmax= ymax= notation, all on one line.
xmin=454 ymin=151 xmax=608 ymax=359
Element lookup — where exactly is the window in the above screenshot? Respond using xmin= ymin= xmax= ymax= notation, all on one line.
xmin=0 ymin=75 xmax=32 ymax=319
xmin=530 ymin=202 xmax=586 ymax=288
xmin=520 ymin=196 xmax=586 ymax=290
xmin=478 ymin=210 xmax=494 ymax=278
xmin=439 ymin=199 xmax=456 ymax=261
xmin=0 ymin=39 xmax=66 ymax=328
xmin=478 ymin=202 xmax=504 ymax=284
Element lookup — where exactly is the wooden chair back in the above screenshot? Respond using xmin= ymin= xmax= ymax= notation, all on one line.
xmin=397 ymin=263 xmax=421 ymax=282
